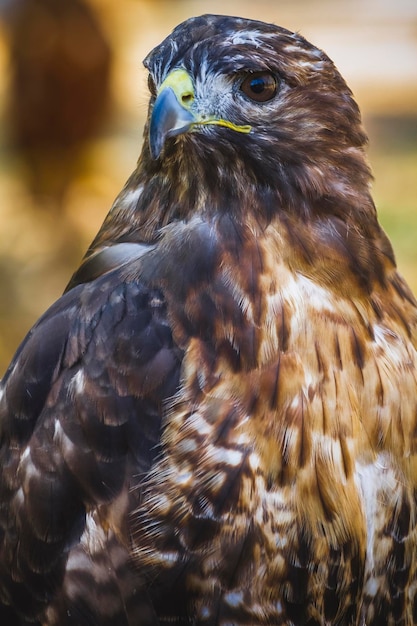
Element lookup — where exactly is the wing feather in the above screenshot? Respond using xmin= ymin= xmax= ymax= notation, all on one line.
xmin=0 ymin=270 xmax=182 ymax=622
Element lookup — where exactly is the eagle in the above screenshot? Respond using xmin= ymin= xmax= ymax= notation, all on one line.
xmin=1 ymin=13 xmax=417 ymax=626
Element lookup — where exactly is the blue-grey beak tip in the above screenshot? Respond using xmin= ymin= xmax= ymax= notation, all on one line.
xmin=149 ymin=87 xmax=195 ymax=160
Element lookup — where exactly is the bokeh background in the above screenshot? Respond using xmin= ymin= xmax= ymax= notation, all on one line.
xmin=0 ymin=0 xmax=416 ymax=374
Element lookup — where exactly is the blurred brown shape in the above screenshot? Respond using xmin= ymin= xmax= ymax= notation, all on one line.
xmin=4 ymin=0 xmax=112 ymax=205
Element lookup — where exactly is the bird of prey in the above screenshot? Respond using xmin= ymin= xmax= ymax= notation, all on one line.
xmin=1 ymin=13 xmax=417 ymax=626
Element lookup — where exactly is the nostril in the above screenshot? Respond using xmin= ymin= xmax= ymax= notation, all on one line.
xmin=182 ymin=92 xmax=194 ymax=104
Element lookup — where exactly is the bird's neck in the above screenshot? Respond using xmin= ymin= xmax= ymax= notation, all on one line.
xmin=91 ymin=154 xmax=378 ymax=246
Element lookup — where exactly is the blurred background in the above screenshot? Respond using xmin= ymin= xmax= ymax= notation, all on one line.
xmin=0 ymin=0 xmax=416 ymax=374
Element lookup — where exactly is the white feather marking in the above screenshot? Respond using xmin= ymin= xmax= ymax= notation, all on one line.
xmin=229 ymin=30 xmax=277 ymax=47
xmin=207 ymin=446 xmax=243 ymax=467
xmin=176 ymin=437 xmax=198 ymax=454
xmin=224 ymin=590 xmax=244 ymax=607
xmin=289 ymin=395 xmax=300 ymax=410
xmin=275 ymin=600 xmax=283 ymax=614
xmin=356 ymin=453 xmax=401 ymax=576
xmin=68 ymin=369 xmax=85 ymax=397
xmin=149 ymin=493 xmax=172 ymax=515
xmin=205 ymin=471 xmax=227 ymax=492
xmin=19 ymin=446 xmax=40 ymax=481
xmin=65 ymin=548 xmax=91 ymax=573
xmin=189 ymin=411 xmax=212 ymax=436
xmin=373 ymin=325 xmax=404 ymax=367
xmin=161 ymin=551 xmax=180 ymax=563
xmin=20 ymin=446 xmax=31 ymax=463
xmin=119 ymin=185 xmax=143 ymax=209
xmin=283 ymin=43 xmax=323 ymax=59
xmin=249 ymin=452 xmax=261 ymax=471
xmin=295 ymin=273 xmax=336 ymax=313
xmin=199 ymin=606 xmax=211 ymax=619
xmin=14 ymin=487 xmax=24 ymax=507
xmin=53 ymin=418 xmax=76 ymax=460
xmin=80 ymin=512 xmax=107 ymax=555
xmin=176 ymin=471 xmax=193 ymax=486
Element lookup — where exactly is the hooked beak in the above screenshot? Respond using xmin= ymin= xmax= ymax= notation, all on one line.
xmin=149 ymin=88 xmax=195 ymax=160
xmin=149 ymin=68 xmax=251 ymax=160
xmin=149 ymin=69 xmax=196 ymax=160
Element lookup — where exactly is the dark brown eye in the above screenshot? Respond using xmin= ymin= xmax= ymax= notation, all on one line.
xmin=148 ymin=74 xmax=157 ymax=96
xmin=240 ymin=72 xmax=278 ymax=102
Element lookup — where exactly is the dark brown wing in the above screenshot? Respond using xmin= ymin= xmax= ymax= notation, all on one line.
xmin=0 ymin=265 xmax=182 ymax=624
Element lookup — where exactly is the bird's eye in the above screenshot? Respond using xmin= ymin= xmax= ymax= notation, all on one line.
xmin=148 ymin=74 xmax=157 ymax=97
xmin=240 ymin=72 xmax=278 ymax=102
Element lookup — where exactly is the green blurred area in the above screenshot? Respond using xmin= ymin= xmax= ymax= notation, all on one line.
xmin=0 ymin=0 xmax=416 ymax=374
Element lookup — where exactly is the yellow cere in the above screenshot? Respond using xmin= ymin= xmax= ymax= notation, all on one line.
xmin=159 ymin=69 xmax=195 ymax=107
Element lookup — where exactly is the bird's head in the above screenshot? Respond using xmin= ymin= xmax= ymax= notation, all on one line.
xmin=138 ymin=14 xmax=372 ymax=220
xmin=76 ymin=14 xmax=396 ymax=302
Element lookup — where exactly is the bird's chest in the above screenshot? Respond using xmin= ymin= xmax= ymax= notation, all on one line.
xmin=130 ymin=256 xmax=363 ymax=622
xmin=132 ymin=383 xmax=302 ymax=623
xmin=131 ymin=226 xmax=416 ymax=623
xmin=131 ymin=358 xmax=359 ymax=625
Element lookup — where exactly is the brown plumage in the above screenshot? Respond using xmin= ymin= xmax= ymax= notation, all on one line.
xmin=1 ymin=14 xmax=417 ymax=625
